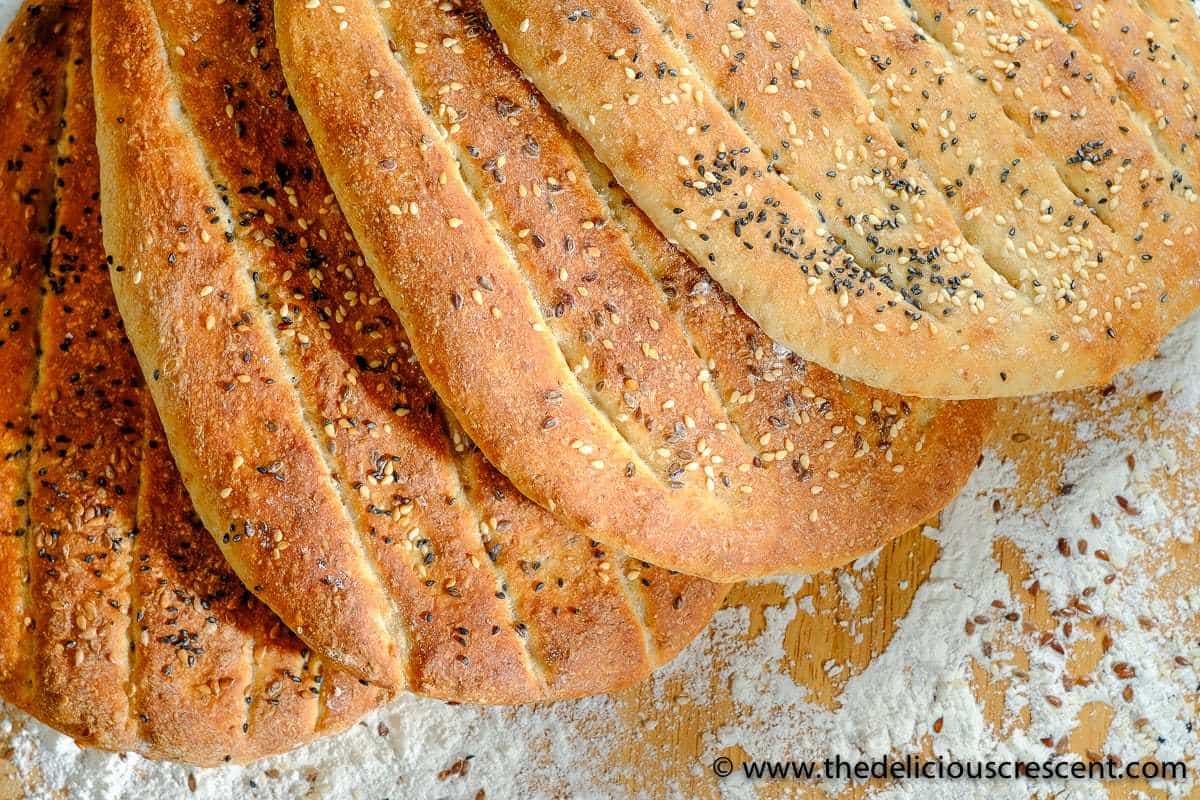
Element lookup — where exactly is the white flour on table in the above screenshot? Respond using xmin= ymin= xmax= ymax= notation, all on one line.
xmin=3 ymin=0 xmax=1199 ymax=796
xmin=7 ymin=311 xmax=1199 ymax=800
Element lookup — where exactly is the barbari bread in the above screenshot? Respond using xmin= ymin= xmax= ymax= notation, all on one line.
xmin=92 ymin=0 xmax=724 ymax=692
xmin=0 ymin=0 xmax=63 ymax=687
xmin=0 ymin=1 xmax=383 ymax=764
xmin=275 ymin=0 xmax=993 ymax=581
xmin=480 ymin=0 xmax=1200 ymax=399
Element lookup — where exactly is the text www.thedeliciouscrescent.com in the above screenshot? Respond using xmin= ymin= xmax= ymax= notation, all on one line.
xmin=711 ymin=753 xmax=1187 ymax=783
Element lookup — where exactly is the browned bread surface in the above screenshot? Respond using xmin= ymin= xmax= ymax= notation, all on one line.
xmin=275 ymin=0 xmax=994 ymax=581
xmin=0 ymin=0 xmax=384 ymax=765
xmin=0 ymin=0 xmax=66 ymax=697
xmin=1143 ymin=0 xmax=1200 ymax=72
xmin=93 ymin=0 xmax=724 ymax=695
xmin=480 ymin=0 xmax=1200 ymax=398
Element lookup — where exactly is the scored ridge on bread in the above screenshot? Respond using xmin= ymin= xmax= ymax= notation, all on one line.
xmin=481 ymin=0 xmax=1200 ymax=398
xmin=0 ymin=1 xmax=383 ymax=765
xmin=0 ymin=0 xmax=64 ymax=694
xmin=93 ymin=0 xmax=724 ymax=692
xmin=275 ymin=0 xmax=993 ymax=581
xmin=1143 ymin=0 xmax=1200 ymax=73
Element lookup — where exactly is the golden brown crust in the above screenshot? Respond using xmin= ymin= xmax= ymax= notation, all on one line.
xmin=93 ymin=0 xmax=404 ymax=686
xmin=634 ymin=0 xmax=1163 ymax=380
xmin=28 ymin=37 xmax=138 ymax=745
xmin=480 ymin=0 xmax=1200 ymax=398
xmin=905 ymin=0 xmax=1200 ymax=310
xmin=1142 ymin=0 xmax=1200 ymax=74
xmin=93 ymin=0 xmax=724 ymax=700
xmin=0 ymin=0 xmax=718 ymax=766
xmin=0 ymin=2 xmax=385 ymax=764
xmin=275 ymin=0 xmax=993 ymax=581
xmin=0 ymin=0 xmax=68 ymax=702
xmin=1039 ymin=0 xmax=1200 ymax=177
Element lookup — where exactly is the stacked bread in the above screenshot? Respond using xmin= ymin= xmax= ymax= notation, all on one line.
xmin=0 ymin=0 xmax=1192 ymax=766
xmin=3 ymin=0 xmax=723 ymax=763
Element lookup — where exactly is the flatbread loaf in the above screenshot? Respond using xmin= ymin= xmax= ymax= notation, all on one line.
xmin=275 ymin=0 xmax=994 ymax=581
xmin=93 ymin=0 xmax=724 ymax=692
xmin=481 ymin=0 xmax=1200 ymax=399
xmin=0 ymin=1 xmax=383 ymax=764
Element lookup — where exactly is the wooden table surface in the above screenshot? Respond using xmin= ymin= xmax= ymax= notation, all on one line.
xmin=0 ymin=384 xmax=1194 ymax=798
xmin=591 ymin=383 xmax=1199 ymax=799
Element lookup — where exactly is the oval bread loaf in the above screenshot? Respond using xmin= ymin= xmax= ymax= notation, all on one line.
xmin=275 ymin=0 xmax=994 ymax=582
xmin=92 ymin=0 xmax=725 ymax=693
xmin=482 ymin=0 xmax=1200 ymax=398
xmin=0 ymin=1 xmax=383 ymax=764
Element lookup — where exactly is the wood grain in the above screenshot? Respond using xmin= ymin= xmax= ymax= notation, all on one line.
xmin=1 ymin=384 xmax=1193 ymax=795
xmin=596 ymin=386 xmax=1195 ymax=799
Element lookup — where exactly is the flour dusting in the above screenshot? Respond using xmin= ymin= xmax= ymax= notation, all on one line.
xmin=1 ymin=0 xmax=1197 ymax=783
xmin=5 ymin=303 xmax=1197 ymax=798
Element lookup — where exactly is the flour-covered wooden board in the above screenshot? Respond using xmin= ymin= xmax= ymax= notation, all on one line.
xmin=5 ymin=315 xmax=1198 ymax=794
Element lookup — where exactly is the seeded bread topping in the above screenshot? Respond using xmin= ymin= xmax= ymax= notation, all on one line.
xmin=482 ymin=0 xmax=1200 ymax=398
xmin=276 ymin=0 xmax=993 ymax=582
xmin=0 ymin=1 xmax=383 ymax=765
xmin=91 ymin=0 xmax=723 ymax=697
